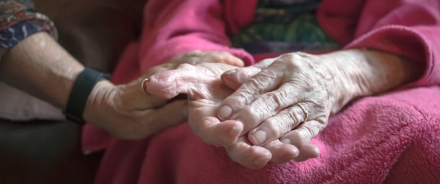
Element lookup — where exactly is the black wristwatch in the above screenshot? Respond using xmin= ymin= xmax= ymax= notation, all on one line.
xmin=63 ymin=67 xmax=109 ymax=124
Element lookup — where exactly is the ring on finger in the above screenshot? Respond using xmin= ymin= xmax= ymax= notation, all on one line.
xmin=296 ymin=102 xmax=309 ymax=122
xmin=141 ymin=78 xmax=149 ymax=95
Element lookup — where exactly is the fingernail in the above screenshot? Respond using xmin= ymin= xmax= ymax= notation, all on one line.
xmin=223 ymin=70 xmax=236 ymax=75
xmin=218 ymin=105 xmax=233 ymax=120
xmin=251 ymin=130 xmax=267 ymax=145
xmin=253 ymin=156 xmax=269 ymax=166
xmin=281 ymin=139 xmax=291 ymax=144
xmin=229 ymin=125 xmax=242 ymax=138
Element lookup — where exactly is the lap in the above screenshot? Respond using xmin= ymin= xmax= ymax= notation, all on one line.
xmin=95 ymin=86 xmax=440 ymax=184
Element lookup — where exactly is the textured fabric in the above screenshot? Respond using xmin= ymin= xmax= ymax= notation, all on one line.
xmin=231 ymin=0 xmax=340 ymax=54
xmin=95 ymin=87 xmax=440 ymax=184
xmin=0 ymin=19 xmax=50 ymax=48
xmin=82 ymin=0 xmax=440 ymax=183
xmin=0 ymin=0 xmax=57 ymax=57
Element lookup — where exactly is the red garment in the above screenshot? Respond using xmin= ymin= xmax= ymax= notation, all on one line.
xmin=83 ymin=0 xmax=440 ymax=183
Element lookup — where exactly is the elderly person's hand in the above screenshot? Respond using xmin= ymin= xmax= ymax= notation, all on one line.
xmin=146 ymin=62 xmax=317 ymax=168
xmin=84 ymin=51 xmax=244 ymax=140
xmin=83 ymin=78 xmax=187 ymax=140
xmin=0 ymin=31 xmax=243 ymax=140
xmin=146 ymin=49 xmax=423 ymax=169
xmin=216 ymin=49 xmax=423 ymax=167
xmin=145 ymin=62 xmax=239 ymax=143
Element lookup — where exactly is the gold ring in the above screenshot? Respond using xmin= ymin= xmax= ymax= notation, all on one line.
xmin=141 ymin=78 xmax=149 ymax=95
xmin=296 ymin=102 xmax=309 ymax=122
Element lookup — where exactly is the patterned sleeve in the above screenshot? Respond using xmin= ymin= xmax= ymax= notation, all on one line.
xmin=0 ymin=0 xmax=57 ymax=57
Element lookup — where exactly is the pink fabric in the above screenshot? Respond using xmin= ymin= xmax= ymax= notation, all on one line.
xmin=83 ymin=0 xmax=440 ymax=183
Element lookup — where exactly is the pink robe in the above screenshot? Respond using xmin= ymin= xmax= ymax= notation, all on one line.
xmin=83 ymin=0 xmax=440 ymax=183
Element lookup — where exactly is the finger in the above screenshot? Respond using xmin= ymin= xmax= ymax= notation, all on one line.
xmin=171 ymin=51 xmax=244 ymax=67
xmin=121 ymin=78 xmax=167 ymax=110
xmin=221 ymin=67 xmax=261 ymax=90
xmin=212 ymin=52 xmax=245 ymax=67
xmin=116 ymin=99 xmax=189 ymax=140
xmin=190 ymin=108 xmax=243 ymax=146
xmin=252 ymin=58 xmax=278 ymax=68
xmin=263 ymin=140 xmax=299 ymax=164
xmin=225 ymin=136 xmax=272 ymax=169
xmin=145 ymin=64 xmax=199 ymax=99
xmin=217 ymin=60 xmax=283 ymax=120
xmin=145 ymin=100 xmax=189 ymax=130
xmin=220 ymin=58 xmax=276 ymax=89
xmin=186 ymin=98 xmax=243 ymax=146
xmin=280 ymin=120 xmax=326 ymax=151
xmin=247 ymin=104 xmax=307 ymax=146
xmin=235 ymin=84 xmax=307 ymax=138
xmin=293 ymin=143 xmax=321 ymax=162
xmin=143 ymin=63 xmax=176 ymax=78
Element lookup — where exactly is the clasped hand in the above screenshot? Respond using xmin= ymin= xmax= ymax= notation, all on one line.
xmin=83 ymin=51 xmax=244 ymax=140
xmin=146 ymin=52 xmax=346 ymax=169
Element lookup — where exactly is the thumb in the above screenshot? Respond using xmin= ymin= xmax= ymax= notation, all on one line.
xmin=219 ymin=54 xmax=245 ymax=67
xmin=145 ymin=64 xmax=199 ymax=99
xmin=145 ymin=99 xmax=189 ymax=133
xmin=220 ymin=58 xmax=276 ymax=90
xmin=221 ymin=67 xmax=260 ymax=90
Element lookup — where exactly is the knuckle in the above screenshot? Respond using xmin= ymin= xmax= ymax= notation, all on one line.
xmin=185 ymin=50 xmax=202 ymax=57
xmin=240 ymin=106 xmax=260 ymax=125
xmin=259 ymin=69 xmax=280 ymax=80
xmin=288 ymin=108 xmax=302 ymax=124
xmin=316 ymin=117 xmax=329 ymax=125
xmin=279 ymin=53 xmax=303 ymax=68
xmin=264 ymin=119 xmax=282 ymax=138
xmin=295 ymin=52 xmax=313 ymax=58
xmin=246 ymin=77 xmax=266 ymax=92
xmin=261 ymin=91 xmax=286 ymax=111
xmin=304 ymin=125 xmax=317 ymax=138
xmin=296 ymin=138 xmax=309 ymax=148
xmin=288 ymin=131 xmax=307 ymax=147
xmin=232 ymin=90 xmax=255 ymax=107
xmin=279 ymin=53 xmax=295 ymax=61
xmin=178 ymin=63 xmax=194 ymax=69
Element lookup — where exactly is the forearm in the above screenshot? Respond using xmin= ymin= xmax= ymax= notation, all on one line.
xmin=321 ymin=49 xmax=425 ymax=113
xmin=0 ymin=32 xmax=84 ymax=109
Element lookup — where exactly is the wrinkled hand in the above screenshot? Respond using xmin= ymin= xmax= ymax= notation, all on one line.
xmin=216 ymin=52 xmax=343 ymax=163
xmin=146 ymin=63 xmax=240 ymax=143
xmin=83 ymin=51 xmax=243 ymax=140
xmin=145 ymin=50 xmax=422 ymax=169
xmin=83 ymin=77 xmax=188 ymax=140
xmin=146 ymin=62 xmax=316 ymax=169
xmin=216 ymin=49 xmax=425 ymax=167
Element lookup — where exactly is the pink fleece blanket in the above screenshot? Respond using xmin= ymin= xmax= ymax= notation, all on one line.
xmin=82 ymin=0 xmax=440 ymax=183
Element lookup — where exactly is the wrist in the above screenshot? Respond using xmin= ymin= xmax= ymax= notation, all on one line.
xmin=83 ymin=79 xmax=116 ymax=126
xmin=0 ymin=32 xmax=85 ymax=109
xmin=321 ymin=49 xmax=423 ymax=113
xmin=338 ymin=49 xmax=420 ymax=94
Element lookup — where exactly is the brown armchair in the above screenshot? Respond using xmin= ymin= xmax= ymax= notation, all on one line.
xmin=0 ymin=0 xmax=147 ymax=183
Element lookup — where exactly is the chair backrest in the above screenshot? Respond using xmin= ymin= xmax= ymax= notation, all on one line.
xmin=33 ymin=0 xmax=148 ymax=72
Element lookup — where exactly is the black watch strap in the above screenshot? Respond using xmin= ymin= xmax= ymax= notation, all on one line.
xmin=64 ymin=67 xmax=103 ymax=123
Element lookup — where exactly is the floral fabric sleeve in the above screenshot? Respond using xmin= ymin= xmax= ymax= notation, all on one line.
xmin=0 ymin=0 xmax=57 ymax=57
